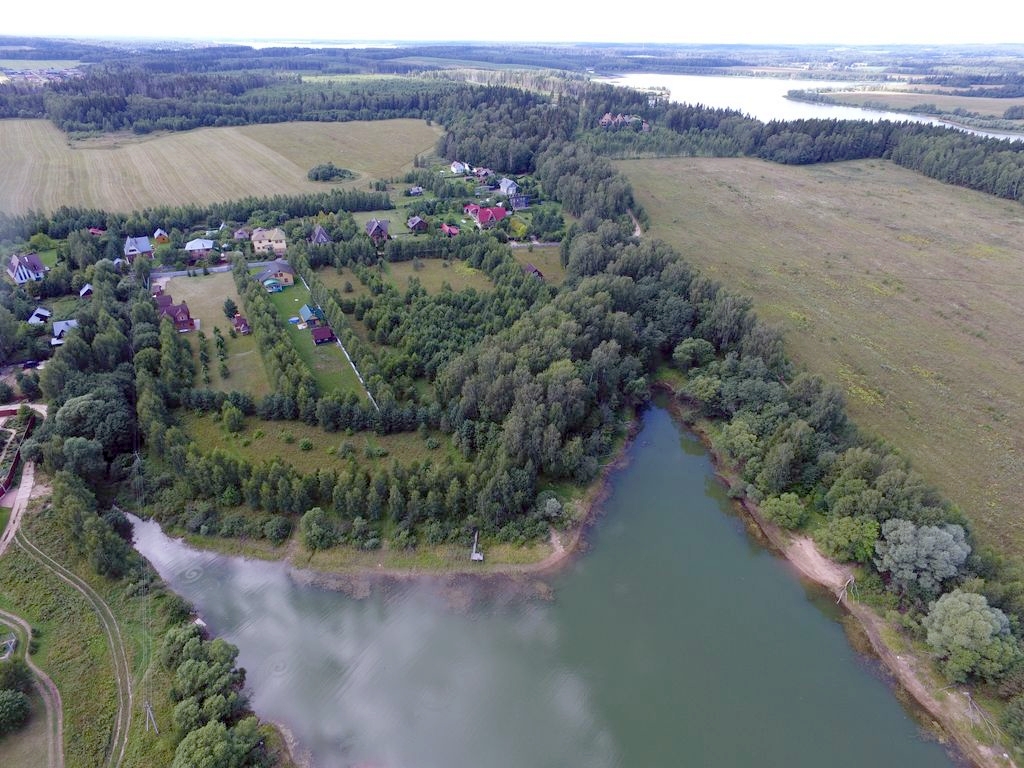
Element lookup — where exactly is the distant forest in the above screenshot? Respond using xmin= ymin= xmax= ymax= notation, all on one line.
xmin=1 ymin=39 xmax=1022 ymax=209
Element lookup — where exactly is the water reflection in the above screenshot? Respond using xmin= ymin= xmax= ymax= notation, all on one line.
xmin=132 ymin=408 xmax=955 ymax=768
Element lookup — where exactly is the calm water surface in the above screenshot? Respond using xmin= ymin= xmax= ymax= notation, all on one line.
xmin=133 ymin=408 xmax=955 ymax=768
xmin=599 ymin=72 xmax=1023 ymax=141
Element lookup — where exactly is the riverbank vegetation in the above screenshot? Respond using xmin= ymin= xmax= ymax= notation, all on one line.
xmin=4 ymin=37 xmax=1024 ymax=765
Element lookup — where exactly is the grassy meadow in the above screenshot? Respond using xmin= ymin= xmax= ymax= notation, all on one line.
xmin=384 ymin=258 xmax=494 ymax=294
xmin=620 ymin=156 xmax=1024 ymax=555
xmin=822 ymin=89 xmax=1024 ymax=119
xmin=0 ymin=119 xmax=442 ymax=214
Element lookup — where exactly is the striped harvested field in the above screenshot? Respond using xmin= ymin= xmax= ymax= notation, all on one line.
xmin=0 ymin=119 xmax=442 ymax=214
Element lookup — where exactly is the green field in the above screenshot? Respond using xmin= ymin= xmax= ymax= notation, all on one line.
xmin=0 ymin=119 xmax=442 ymax=215
xmin=161 ymin=272 xmax=272 ymax=399
xmin=621 ymin=156 xmax=1024 ymax=555
xmin=384 ymin=258 xmax=494 ymax=294
xmin=184 ymin=412 xmax=453 ymax=474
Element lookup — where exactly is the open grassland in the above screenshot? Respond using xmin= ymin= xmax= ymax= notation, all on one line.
xmin=184 ymin=412 xmax=455 ymax=473
xmin=0 ymin=119 xmax=442 ymax=215
xmin=316 ymin=265 xmax=375 ymax=298
xmin=162 ymin=272 xmax=272 ymax=399
xmin=822 ymin=89 xmax=1024 ymax=119
xmin=266 ymin=283 xmax=367 ymax=399
xmin=621 ymin=156 xmax=1024 ymax=555
xmin=0 ymin=544 xmax=115 ymax=768
xmin=385 ymin=258 xmax=494 ymax=294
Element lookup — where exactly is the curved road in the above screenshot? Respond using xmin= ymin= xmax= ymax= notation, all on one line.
xmin=14 ymin=527 xmax=133 ymax=768
xmin=1 ymin=439 xmax=132 ymax=768
xmin=0 ymin=608 xmax=64 ymax=768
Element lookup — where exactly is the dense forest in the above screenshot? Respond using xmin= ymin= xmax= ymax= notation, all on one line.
xmin=5 ymin=38 xmax=1024 ymax=764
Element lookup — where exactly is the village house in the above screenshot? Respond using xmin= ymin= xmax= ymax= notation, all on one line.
xmin=79 ymin=283 xmax=94 ymax=299
xmin=463 ymin=203 xmax=508 ymax=229
xmin=124 ymin=236 xmax=153 ymax=262
xmin=298 ymin=304 xmax=326 ymax=327
xmin=407 ymin=186 xmax=424 ymax=197
xmin=251 ymin=227 xmax=288 ymax=257
xmin=153 ymin=228 xmax=170 ymax=245
xmin=51 ymin=319 xmax=79 ymax=346
xmin=233 ymin=227 xmax=250 ymax=241
xmin=88 ymin=226 xmax=106 ymax=236
xmin=156 ymin=297 xmax=194 ymax=332
xmin=440 ymin=223 xmax=460 ymax=237
xmin=523 ymin=263 xmax=544 ymax=280
xmin=255 ymin=260 xmax=295 ymax=292
xmin=27 ymin=306 xmax=52 ymax=325
xmin=311 ymin=326 xmax=336 ymax=345
xmin=185 ymin=238 xmax=215 ymax=263
xmin=232 ymin=313 xmax=251 ymax=335
xmin=366 ymin=219 xmax=390 ymax=246
xmin=309 ymin=224 xmax=332 ymax=245
xmin=406 ymin=216 xmax=428 ymax=233
xmin=450 ymin=161 xmax=469 ymax=175
xmin=498 ymin=178 xmax=519 ymax=197
xmin=6 ymin=252 xmax=47 ymax=285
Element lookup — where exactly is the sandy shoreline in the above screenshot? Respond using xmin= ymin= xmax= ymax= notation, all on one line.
xmin=666 ymin=393 xmax=1017 ymax=768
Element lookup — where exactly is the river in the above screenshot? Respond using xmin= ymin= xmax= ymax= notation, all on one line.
xmin=132 ymin=408 xmax=957 ymax=768
xmin=597 ymin=72 xmax=1024 ymax=141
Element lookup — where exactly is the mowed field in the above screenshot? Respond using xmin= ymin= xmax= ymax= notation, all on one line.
xmin=621 ymin=157 xmax=1024 ymax=554
xmin=824 ymin=89 xmax=1024 ymax=119
xmin=0 ymin=119 xmax=442 ymax=214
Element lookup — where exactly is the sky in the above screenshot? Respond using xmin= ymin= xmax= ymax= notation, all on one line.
xmin=2 ymin=0 xmax=1023 ymax=47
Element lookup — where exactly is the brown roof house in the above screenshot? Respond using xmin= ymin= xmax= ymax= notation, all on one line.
xmin=158 ymin=299 xmax=195 ymax=333
xmin=406 ymin=216 xmax=428 ymax=233
xmin=311 ymin=326 xmax=336 ymax=345
xmin=251 ymin=227 xmax=287 ymax=257
xmin=366 ymin=219 xmax=390 ymax=246
xmin=232 ymin=314 xmax=251 ymax=335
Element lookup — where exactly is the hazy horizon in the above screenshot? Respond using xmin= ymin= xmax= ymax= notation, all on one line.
xmin=4 ymin=0 xmax=1022 ymax=48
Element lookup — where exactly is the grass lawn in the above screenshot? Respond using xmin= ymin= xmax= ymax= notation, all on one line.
xmin=621 ymin=155 xmax=1024 ymax=556
xmin=183 ymin=412 xmax=457 ymax=474
xmin=264 ymin=283 xmax=368 ymax=400
xmin=0 ymin=506 xmax=10 ymax=539
xmin=384 ymin=258 xmax=494 ymax=294
xmin=0 ymin=119 xmax=441 ymax=215
xmin=162 ymin=272 xmax=272 ymax=398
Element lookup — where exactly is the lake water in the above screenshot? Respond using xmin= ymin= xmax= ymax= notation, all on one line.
xmin=598 ymin=72 xmax=1024 ymax=141
xmin=132 ymin=408 xmax=957 ymax=768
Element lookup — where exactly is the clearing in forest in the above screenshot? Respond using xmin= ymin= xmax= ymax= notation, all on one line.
xmin=621 ymin=156 xmax=1024 ymax=556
